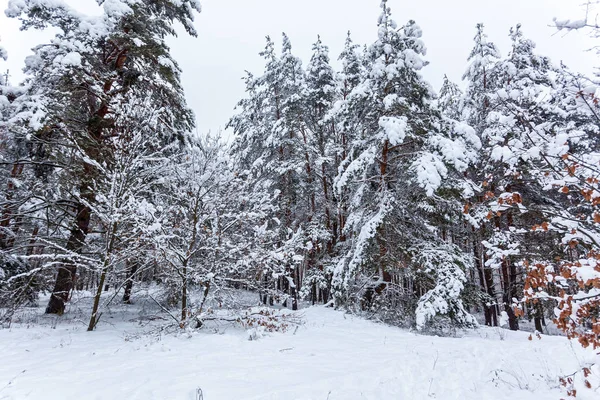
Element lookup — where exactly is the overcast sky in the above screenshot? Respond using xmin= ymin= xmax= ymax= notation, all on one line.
xmin=0 ymin=0 xmax=596 ymax=135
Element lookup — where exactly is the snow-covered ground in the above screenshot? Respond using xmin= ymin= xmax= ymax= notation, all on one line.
xmin=0 ymin=293 xmax=598 ymax=400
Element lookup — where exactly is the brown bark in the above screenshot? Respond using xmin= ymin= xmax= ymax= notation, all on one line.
xmin=380 ymin=140 xmax=389 ymax=181
xmin=338 ymin=210 xmax=346 ymax=242
xmin=46 ymin=200 xmax=92 ymax=315
xmin=378 ymin=139 xmax=390 ymax=275
xmin=301 ymin=130 xmax=316 ymax=217
xmin=26 ymin=226 xmax=39 ymax=257
xmin=503 ymin=211 xmax=519 ymax=330
xmin=321 ymin=163 xmax=334 ymax=253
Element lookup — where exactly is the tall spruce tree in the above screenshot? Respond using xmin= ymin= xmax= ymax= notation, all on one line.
xmin=299 ymin=36 xmax=339 ymax=303
xmin=480 ymin=25 xmax=555 ymax=331
xmin=332 ymin=1 xmax=479 ymax=329
xmin=229 ymin=35 xmax=310 ymax=310
xmin=460 ymin=23 xmax=504 ymax=326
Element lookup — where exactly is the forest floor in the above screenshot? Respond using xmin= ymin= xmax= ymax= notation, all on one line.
xmin=0 ymin=289 xmax=598 ymax=400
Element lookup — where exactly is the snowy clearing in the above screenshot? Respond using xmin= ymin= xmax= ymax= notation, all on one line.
xmin=0 ymin=297 xmax=597 ymax=400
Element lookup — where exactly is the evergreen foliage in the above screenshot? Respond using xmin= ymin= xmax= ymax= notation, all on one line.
xmin=1 ymin=6 xmax=599 ymax=385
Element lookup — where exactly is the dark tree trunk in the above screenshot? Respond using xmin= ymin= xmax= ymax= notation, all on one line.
xmin=505 ymin=301 xmax=519 ymax=331
xmin=321 ymin=163 xmax=333 ymax=252
xmin=181 ymin=263 xmax=188 ymax=323
xmin=503 ymin=260 xmax=519 ymax=331
xmin=76 ymin=269 xmax=85 ymax=291
xmin=502 ymin=210 xmax=519 ymax=331
xmin=261 ymin=275 xmax=269 ymax=305
xmin=484 ymin=269 xmax=498 ymax=326
xmin=122 ymin=260 xmax=138 ymax=304
xmin=484 ymin=307 xmax=493 ymax=327
xmin=291 ymin=266 xmax=299 ymax=311
xmin=291 ymin=287 xmax=298 ymax=310
xmin=534 ymin=302 xmax=544 ymax=333
xmin=534 ymin=318 xmax=543 ymax=333
xmin=46 ymin=201 xmax=91 ymax=315
xmin=490 ymin=307 xmax=498 ymax=327
xmin=87 ymin=264 xmax=108 ymax=331
xmin=26 ymin=225 xmax=39 ymax=257
xmin=473 ymin=232 xmax=494 ymax=326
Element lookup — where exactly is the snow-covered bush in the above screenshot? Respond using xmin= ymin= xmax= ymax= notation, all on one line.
xmin=242 ymin=307 xmax=298 ymax=340
xmin=413 ymin=243 xmax=477 ymax=331
xmin=0 ymin=254 xmax=40 ymax=322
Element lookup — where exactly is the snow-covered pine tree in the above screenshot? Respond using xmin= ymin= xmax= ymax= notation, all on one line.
xmin=0 ymin=47 xmax=28 ymax=254
xmin=327 ymin=31 xmax=364 ymax=258
xmin=0 ymin=47 xmax=18 ymax=253
xmin=338 ymin=32 xmax=363 ymax=102
xmin=460 ymin=23 xmax=504 ymax=326
xmin=229 ymin=35 xmax=309 ymax=310
xmin=462 ymin=23 xmax=501 ymax=133
xmin=470 ymin=17 xmax=600 ymax=390
xmin=305 ymin=35 xmax=336 ymax=237
xmin=299 ymin=36 xmax=338 ymax=304
xmin=332 ymin=0 xmax=479 ymax=329
xmin=331 ymin=31 xmax=363 ymax=235
xmin=0 ymin=46 xmax=41 ymax=316
xmin=437 ymin=75 xmax=463 ymax=121
xmin=521 ymin=66 xmax=600 ymax=345
xmin=6 ymin=0 xmax=201 ymax=315
xmin=476 ymin=25 xmax=557 ymax=331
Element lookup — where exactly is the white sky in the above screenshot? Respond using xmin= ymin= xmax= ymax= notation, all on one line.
xmin=0 ymin=0 xmax=596 ymax=135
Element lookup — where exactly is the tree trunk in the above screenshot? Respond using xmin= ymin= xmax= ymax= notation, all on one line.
xmin=504 ymin=301 xmax=519 ymax=331
xmin=87 ymin=265 xmax=108 ymax=331
xmin=377 ymin=139 xmax=390 ymax=280
xmin=181 ymin=263 xmax=188 ymax=323
xmin=87 ymin=221 xmax=118 ymax=331
xmin=474 ymin=235 xmax=492 ymax=326
xmin=122 ymin=259 xmax=138 ymax=304
xmin=533 ymin=302 xmax=544 ymax=333
xmin=46 ymin=200 xmax=92 ymax=315
xmin=321 ymin=164 xmax=332 ymax=247
xmin=26 ymin=225 xmax=39 ymax=257
xmin=485 ymin=270 xmax=499 ymax=326
xmin=290 ymin=266 xmax=299 ymax=311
